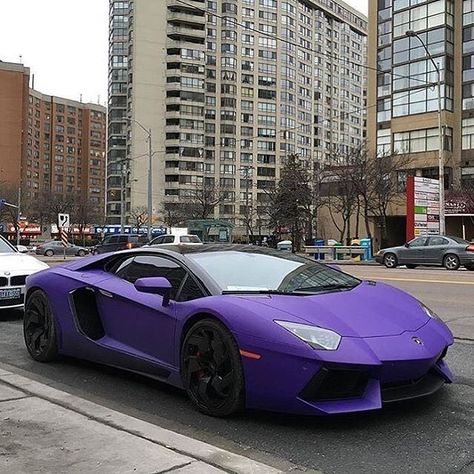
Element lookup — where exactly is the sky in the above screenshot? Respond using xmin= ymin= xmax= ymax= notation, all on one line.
xmin=0 ymin=0 xmax=368 ymax=105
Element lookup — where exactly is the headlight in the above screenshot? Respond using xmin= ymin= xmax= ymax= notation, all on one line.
xmin=420 ymin=302 xmax=441 ymax=321
xmin=275 ymin=320 xmax=341 ymax=351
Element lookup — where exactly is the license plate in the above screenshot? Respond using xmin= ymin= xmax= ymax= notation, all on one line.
xmin=0 ymin=288 xmax=21 ymax=300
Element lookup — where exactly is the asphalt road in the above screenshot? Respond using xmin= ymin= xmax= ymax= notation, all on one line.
xmin=1 ymin=284 xmax=473 ymax=473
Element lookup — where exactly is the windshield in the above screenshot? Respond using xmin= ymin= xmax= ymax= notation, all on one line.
xmin=180 ymin=235 xmax=201 ymax=243
xmin=187 ymin=251 xmax=360 ymax=294
xmin=0 ymin=237 xmax=16 ymax=254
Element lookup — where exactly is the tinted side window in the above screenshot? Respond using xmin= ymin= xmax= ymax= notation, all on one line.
xmin=109 ymin=236 xmax=120 ymax=244
xmin=409 ymin=237 xmax=428 ymax=247
xmin=178 ymin=274 xmax=205 ymax=302
xmin=118 ymin=236 xmax=129 ymax=243
xmin=151 ymin=236 xmax=163 ymax=245
xmin=120 ymin=255 xmax=186 ymax=299
xmin=429 ymin=237 xmax=448 ymax=246
xmin=163 ymin=236 xmax=175 ymax=244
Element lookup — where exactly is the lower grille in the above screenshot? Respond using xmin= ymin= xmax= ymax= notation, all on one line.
xmin=300 ymin=367 xmax=370 ymax=402
xmin=382 ymin=370 xmax=445 ymax=403
xmin=0 ymin=296 xmax=24 ymax=307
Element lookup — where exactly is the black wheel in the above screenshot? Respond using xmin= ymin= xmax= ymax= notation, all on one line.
xmin=444 ymin=254 xmax=460 ymax=271
xmin=383 ymin=253 xmax=398 ymax=269
xmin=23 ymin=290 xmax=58 ymax=362
xmin=77 ymin=250 xmax=86 ymax=257
xmin=44 ymin=249 xmax=54 ymax=257
xmin=181 ymin=318 xmax=244 ymax=417
xmin=406 ymin=264 xmax=417 ymax=269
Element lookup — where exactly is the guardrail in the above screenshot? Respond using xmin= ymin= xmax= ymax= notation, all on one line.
xmin=304 ymin=245 xmax=367 ymax=261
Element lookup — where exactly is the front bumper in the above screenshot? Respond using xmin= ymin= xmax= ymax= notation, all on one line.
xmin=239 ymin=319 xmax=454 ymax=415
xmin=375 ymin=254 xmax=384 ymax=264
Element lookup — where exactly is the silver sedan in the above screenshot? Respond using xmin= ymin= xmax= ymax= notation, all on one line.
xmin=375 ymin=235 xmax=474 ymax=271
xmin=35 ymin=241 xmax=89 ymax=257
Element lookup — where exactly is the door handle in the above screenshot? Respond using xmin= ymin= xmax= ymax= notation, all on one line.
xmin=98 ymin=289 xmax=114 ymax=298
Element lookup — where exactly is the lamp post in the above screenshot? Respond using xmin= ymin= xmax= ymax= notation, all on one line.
xmin=406 ymin=30 xmax=445 ymax=235
xmin=128 ymin=118 xmax=153 ymax=241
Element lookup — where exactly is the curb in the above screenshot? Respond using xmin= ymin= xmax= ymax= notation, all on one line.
xmin=0 ymin=362 xmax=285 ymax=474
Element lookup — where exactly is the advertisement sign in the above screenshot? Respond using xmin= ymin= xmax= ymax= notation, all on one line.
xmin=406 ymin=176 xmax=440 ymax=241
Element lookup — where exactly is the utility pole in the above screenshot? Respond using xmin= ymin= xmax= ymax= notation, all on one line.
xmin=16 ymin=187 xmax=21 ymax=246
xmin=240 ymin=165 xmax=254 ymax=243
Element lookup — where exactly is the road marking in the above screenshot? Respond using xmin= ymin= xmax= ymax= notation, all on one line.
xmin=363 ymin=276 xmax=474 ymax=286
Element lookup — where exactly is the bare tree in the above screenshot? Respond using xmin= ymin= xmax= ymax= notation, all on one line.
xmin=160 ymin=202 xmax=187 ymax=231
xmin=72 ymin=198 xmax=102 ymax=245
xmin=182 ymin=179 xmax=225 ymax=220
xmin=129 ymin=206 xmax=148 ymax=234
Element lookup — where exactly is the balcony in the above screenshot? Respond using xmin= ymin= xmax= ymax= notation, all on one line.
xmin=167 ymin=24 xmax=205 ymax=41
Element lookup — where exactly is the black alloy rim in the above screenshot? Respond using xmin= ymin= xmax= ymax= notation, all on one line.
xmin=183 ymin=327 xmax=235 ymax=409
xmin=24 ymin=295 xmax=51 ymax=356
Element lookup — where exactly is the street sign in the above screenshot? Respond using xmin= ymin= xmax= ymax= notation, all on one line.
xmin=60 ymin=229 xmax=69 ymax=247
xmin=58 ymin=213 xmax=70 ymax=229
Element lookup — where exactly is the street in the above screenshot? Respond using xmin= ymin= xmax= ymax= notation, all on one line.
xmin=0 ymin=265 xmax=473 ymax=473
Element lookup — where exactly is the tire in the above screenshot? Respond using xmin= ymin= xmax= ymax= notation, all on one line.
xmin=406 ymin=264 xmax=417 ymax=269
xmin=383 ymin=253 xmax=398 ymax=269
xmin=444 ymin=254 xmax=460 ymax=271
xmin=44 ymin=249 xmax=54 ymax=257
xmin=77 ymin=250 xmax=86 ymax=257
xmin=23 ymin=290 xmax=58 ymax=362
xmin=181 ymin=318 xmax=245 ymax=417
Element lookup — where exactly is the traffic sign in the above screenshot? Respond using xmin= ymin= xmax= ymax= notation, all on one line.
xmin=58 ymin=213 xmax=70 ymax=229
xmin=60 ymin=229 xmax=69 ymax=247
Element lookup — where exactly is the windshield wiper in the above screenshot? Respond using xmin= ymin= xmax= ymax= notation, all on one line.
xmin=222 ymin=289 xmax=306 ymax=296
xmin=293 ymin=283 xmax=358 ymax=293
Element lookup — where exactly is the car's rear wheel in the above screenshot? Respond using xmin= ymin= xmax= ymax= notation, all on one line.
xmin=181 ymin=318 xmax=244 ymax=417
xmin=406 ymin=264 xmax=417 ymax=269
xmin=383 ymin=253 xmax=398 ymax=269
xmin=444 ymin=254 xmax=460 ymax=271
xmin=23 ymin=290 xmax=58 ymax=362
xmin=77 ymin=250 xmax=86 ymax=257
xmin=44 ymin=249 xmax=54 ymax=257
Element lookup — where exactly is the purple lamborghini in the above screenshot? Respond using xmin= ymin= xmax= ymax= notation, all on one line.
xmin=23 ymin=245 xmax=454 ymax=417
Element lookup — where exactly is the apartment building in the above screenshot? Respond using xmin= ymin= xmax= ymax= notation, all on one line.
xmin=368 ymin=0 xmax=474 ymax=242
xmin=107 ymin=0 xmax=368 ymax=235
xmin=0 ymin=61 xmax=107 ymax=220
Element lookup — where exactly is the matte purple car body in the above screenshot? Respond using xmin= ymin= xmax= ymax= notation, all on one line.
xmin=24 ymin=247 xmax=454 ymax=415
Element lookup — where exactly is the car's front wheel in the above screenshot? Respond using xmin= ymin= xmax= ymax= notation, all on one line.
xmin=23 ymin=290 xmax=58 ymax=362
xmin=181 ymin=318 xmax=244 ymax=417
xmin=444 ymin=254 xmax=460 ymax=271
xmin=77 ymin=250 xmax=86 ymax=257
xmin=383 ymin=253 xmax=398 ymax=269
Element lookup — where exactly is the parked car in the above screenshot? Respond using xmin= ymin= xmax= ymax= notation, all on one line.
xmin=147 ymin=234 xmax=203 ymax=246
xmin=23 ymin=244 xmax=453 ymax=416
xmin=375 ymin=235 xmax=474 ymax=270
xmin=0 ymin=235 xmax=48 ymax=310
xmin=92 ymin=234 xmax=149 ymax=254
xmin=36 ymin=241 xmax=89 ymax=257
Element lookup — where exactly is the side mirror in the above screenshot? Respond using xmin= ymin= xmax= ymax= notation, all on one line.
xmin=134 ymin=277 xmax=172 ymax=306
xmin=15 ymin=245 xmax=28 ymax=253
xmin=404 ymin=243 xmax=409 ymax=248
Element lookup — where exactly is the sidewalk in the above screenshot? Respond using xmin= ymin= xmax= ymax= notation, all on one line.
xmin=0 ymin=364 xmax=284 ymax=474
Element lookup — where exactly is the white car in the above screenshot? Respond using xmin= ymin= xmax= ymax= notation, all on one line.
xmin=147 ymin=234 xmax=203 ymax=246
xmin=0 ymin=236 xmax=49 ymax=310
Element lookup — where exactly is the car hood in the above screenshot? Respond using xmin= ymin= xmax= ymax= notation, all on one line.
xmin=0 ymin=253 xmax=49 ymax=273
xmin=239 ymin=282 xmax=429 ymax=338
